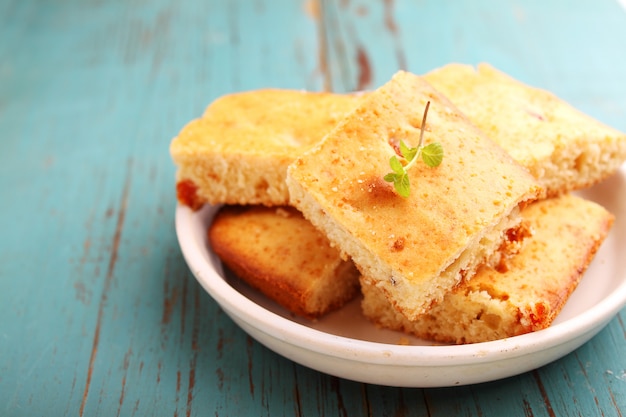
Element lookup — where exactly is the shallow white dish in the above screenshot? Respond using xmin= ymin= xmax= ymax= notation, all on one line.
xmin=175 ymin=165 xmax=626 ymax=387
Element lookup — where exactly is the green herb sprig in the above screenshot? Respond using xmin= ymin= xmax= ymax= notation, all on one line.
xmin=383 ymin=101 xmax=443 ymax=197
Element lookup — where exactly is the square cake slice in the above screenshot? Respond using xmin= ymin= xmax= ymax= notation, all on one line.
xmin=360 ymin=194 xmax=615 ymax=344
xmin=209 ymin=205 xmax=360 ymax=319
xmin=286 ymin=71 xmax=543 ymax=320
xmin=425 ymin=63 xmax=626 ymax=196
xmin=170 ymin=90 xmax=362 ymax=208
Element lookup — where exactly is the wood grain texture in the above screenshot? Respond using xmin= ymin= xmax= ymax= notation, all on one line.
xmin=0 ymin=0 xmax=625 ymax=416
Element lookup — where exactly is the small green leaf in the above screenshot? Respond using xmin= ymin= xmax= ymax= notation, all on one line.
xmin=393 ymin=173 xmax=411 ymax=198
xmin=389 ymin=155 xmax=405 ymax=174
xmin=421 ymin=142 xmax=444 ymax=167
xmin=399 ymin=140 xmax=417 ymax=161
xmin=383 ymin=172 xmax=397 ymax=183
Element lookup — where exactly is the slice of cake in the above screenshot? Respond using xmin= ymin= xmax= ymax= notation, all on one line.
xmin=360 ymin=193 xmax=615 ymax=344
xmin=170 ymin=89 xmax=362 ymax=209
xmin=425 ymin=63 xmax=626 ymax=196
xmin=208 ymin=205 xmax=360 ymax=319
xmin=286 ymin=71 xmax=543 ymax=320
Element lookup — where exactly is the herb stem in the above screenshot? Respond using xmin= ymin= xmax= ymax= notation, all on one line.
xmin=417 ymin=100 xmax=430 ymax=148
xmin=404 ymin=100 xmax=430 ymax=172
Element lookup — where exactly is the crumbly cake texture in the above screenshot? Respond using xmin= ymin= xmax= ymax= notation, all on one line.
xmin=170 ymin=90 xmax=363 ymax=209
xmin=208 ymin=205 xmax=360 ymax=319
xmin=360 ymin=194 xmax=614 ymax=344
xmin=425 ymin=63 xmax=626 ymax=196
xmin=286 ymin=71 xmax=543 ymax=320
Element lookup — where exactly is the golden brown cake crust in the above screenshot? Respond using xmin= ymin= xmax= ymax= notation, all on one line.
xmin=208 ymin=205 xmax=359 ymax=319
xmin=361 ymin=194 xmax=615 ymax=344
xmin=425 ymin=63 xmax=626 ymax=196
xmin=170 ymin=89 xmax=362 ymax=208
xmin=287 ymin=70 xmax=543 ymax=320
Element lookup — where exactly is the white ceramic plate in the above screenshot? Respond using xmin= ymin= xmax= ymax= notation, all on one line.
xmin=175 ymin=164 xmax=626 ymax=387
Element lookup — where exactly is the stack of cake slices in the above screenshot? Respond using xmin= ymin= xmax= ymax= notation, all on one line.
xmin=170 ymin=64 xmax=625 ymax=343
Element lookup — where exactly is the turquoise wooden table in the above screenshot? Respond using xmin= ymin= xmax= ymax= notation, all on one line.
xmin=1 ymin=0 xmax=625 ymax=415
